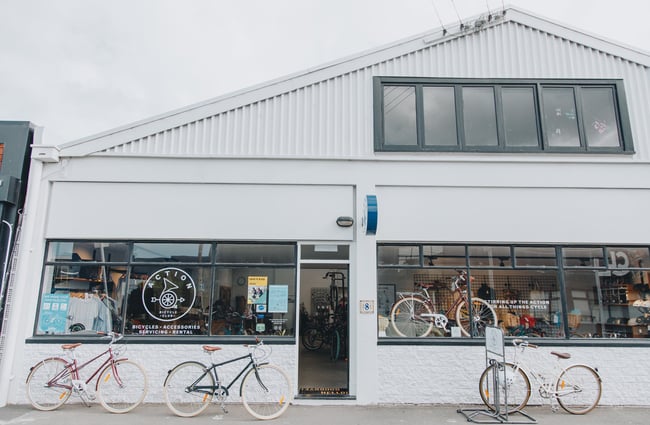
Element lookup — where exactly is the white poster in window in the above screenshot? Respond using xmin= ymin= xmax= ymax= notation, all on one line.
xmin=268 ymin=285 xmax=288 ymax=313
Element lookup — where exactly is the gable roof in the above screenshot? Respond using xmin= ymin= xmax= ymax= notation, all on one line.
xmin=36 ymin=5 xmax=650 ymax=160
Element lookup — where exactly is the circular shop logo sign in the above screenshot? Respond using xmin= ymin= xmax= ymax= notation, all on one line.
xmin=142 ymin=267 xmax=196 ymax=322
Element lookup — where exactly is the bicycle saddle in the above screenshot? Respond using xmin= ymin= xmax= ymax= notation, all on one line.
xmin=550 ymin=351 xmax=571 ymax=359
xmin=61 ymin=343 xmax=82 ymax=350
xmin=202 ymin=345 xmax=222 ymax=352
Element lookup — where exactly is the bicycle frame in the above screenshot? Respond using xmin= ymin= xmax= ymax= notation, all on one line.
xmin=189 ymin=352 xmax=265 ymax=398
xmin=399 ymin=273 xmax=468 ymax=320
xmin=509 ymin=343 xmax=586 ymax=400
xmin=40 ymin=345 xmax=123 ymax=393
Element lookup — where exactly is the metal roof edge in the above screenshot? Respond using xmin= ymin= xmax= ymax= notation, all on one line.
xmin=506 ymin=6 xmax=650 ymax=67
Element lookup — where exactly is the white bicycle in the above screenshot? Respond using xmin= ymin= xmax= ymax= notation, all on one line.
xmin=478 ymin=339 xmax=602 ymax=414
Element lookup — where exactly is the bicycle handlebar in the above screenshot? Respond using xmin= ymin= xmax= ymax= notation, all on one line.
xmin=513 ymin=338 xmax=538 ymax=349
xmin=96 ymin=331 xmax=123 ymax=344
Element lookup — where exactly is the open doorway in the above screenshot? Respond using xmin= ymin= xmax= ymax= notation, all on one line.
xmin=298 ymin=266 xmax=349 ymax=397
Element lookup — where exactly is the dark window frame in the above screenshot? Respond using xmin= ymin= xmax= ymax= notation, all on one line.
xmin=378 ymin=242 xmax=650 ymax=346
xmin=32 ymin=239 xmax=297 ymax=343
xmin=373 ymin=77 xmax=634 ymax=154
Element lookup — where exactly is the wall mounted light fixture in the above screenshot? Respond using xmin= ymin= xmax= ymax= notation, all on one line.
xmin=336 ymin=216 xmax=354 ymax=227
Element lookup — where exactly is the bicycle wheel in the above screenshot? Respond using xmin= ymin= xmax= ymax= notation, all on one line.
xmin=26 ymin=358 xmax=72 ymax=411
xmin=390 ymin=297 xmax=434 ymax=337
xmin=329 ymin=329 xmax=341 ymax=361
xmin=456 ymin=298 xmax=497 ymax=337
xmin=241 ymin=364 xmax=292 ymax=420
xmin=163 ymin=361 xmax=215 ymax=417
xmin=478 ymin=362 xmax=531 ymax=414
xmin=96 ymin=359 xmax=148 ymax=413
xmin=301 ymin=327 xmax=324 ymax=350
xmin=556 ymin=365 xmax=602 ymax=414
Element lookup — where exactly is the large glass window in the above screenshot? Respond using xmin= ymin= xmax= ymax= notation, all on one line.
xmin=542 ymin=87 xmax=580 ymax=147
xmin=502 ymin=87 xmax=539 ymax=147
xmin=463 ymin=87 xmax=498 ymax=147
xmin=36 ymin=241 xmax=296 ymax=339
xmin=563 ymin=246 xmax=650 ymax=339
xmin=378 ymin=243 xmax=650 ymax=340
xmin=423 ymin=86 xmax=457 ymax=147
xmin=383 ymin=85 xmax=417 ymax=146
xmin=375 ymin=77 xmax=633 ymax=153
xmin=581 ymin=87 xmax=622 ymax=148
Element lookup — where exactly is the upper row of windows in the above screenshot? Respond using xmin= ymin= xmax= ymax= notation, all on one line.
xmin=373 ymin=77 xmax=634 ymax=153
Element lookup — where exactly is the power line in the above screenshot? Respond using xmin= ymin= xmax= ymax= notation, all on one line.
xmin=450 ymin=0 xmax=463 ymax=27
xmin=428 ymin=0 xmax=448 ymax=35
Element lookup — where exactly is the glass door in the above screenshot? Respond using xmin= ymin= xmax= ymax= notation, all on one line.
xmin=298 ymin=244 xmax=350 ymax=397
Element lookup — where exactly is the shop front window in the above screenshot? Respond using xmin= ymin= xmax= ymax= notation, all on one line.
xmin=378 ymin=243 xmax=650 ymax=340
xmin=211 ymin=267 xmax=296 ymax=336
xmin=124 ymin=265 xmax=212 ymax=336
xmin=563 ymin=246 xmax=650 ymax=339
xmin=37 ymin=242 xmax=129 ymax=335
xmin=36 ymin=241 xmax=296 ymax=339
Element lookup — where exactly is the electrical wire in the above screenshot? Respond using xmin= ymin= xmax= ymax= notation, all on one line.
xmin=428 ymin=0 xmax=447 ymax=34
xmin=450 ymin=0 xmax=463 ymax=27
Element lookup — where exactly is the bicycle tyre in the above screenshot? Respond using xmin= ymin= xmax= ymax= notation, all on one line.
xmin=390 ymin=296 xmax=434 ymax=337
xmin=26 ymin=358 xmax=72 ymax=411
xmin=301 ymin=327 xmax=324 ymax=351
xmin=556 ymin=364 xmax=602 ymax=414
xmin=329 ymin=329 xmax=341 ymax=361
xmin=163 ymin=361 xmax=215 ymax=417
xmin=96 ymin=359 xmax=148 ymax=413
xmin=478 ymin=362 xmax=531 ymax=414
xmin=241 ymin=364 xmax=292 ymax=420
xmin=456 ymin=298 xmax=497 ymax=337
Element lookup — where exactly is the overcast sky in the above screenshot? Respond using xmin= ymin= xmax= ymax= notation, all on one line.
xmin=2 ymin=0 xmax=649 ymax=146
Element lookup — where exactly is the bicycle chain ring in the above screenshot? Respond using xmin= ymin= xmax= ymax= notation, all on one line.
xmin=214 ymin=385 xmax=228 ymax=402
xmin=433 ymin=314 xmax=448 ymax=329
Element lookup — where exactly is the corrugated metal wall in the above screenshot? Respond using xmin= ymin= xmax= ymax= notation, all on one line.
xmin=102 ymin=21 xmax=650 ymax=160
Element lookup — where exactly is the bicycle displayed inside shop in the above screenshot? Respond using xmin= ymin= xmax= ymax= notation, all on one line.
xmin=390 ymin=270 xmax=497 ymax=337
xmin=301 ymin=272 xmax=348 ymax=362
xmin=297 ymin=267 xmax=349 ymax=397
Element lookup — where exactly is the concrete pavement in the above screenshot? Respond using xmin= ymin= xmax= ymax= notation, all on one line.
xmin=1 ymin=403 xmax=649 ymax=425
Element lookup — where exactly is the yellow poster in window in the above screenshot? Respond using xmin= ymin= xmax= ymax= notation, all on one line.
xmin=247 ymin=276 xmax=268 ymax=305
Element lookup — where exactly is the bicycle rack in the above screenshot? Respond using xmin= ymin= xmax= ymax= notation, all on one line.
xmin=457 ymin=326 xmax=536 ymax=424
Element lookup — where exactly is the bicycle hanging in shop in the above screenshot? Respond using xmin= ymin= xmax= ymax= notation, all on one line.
xmin=390 ymin=270 xmax=497 ymax=337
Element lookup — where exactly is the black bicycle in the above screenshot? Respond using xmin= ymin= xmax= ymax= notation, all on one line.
xmin=163 ymin=339 xmax=292 ymax=420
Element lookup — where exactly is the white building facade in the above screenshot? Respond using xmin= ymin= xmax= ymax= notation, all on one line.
xmin=2 ymin=7 xmax=650 ymax=407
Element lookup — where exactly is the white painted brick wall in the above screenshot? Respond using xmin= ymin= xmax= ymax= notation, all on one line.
xmin=377 ymin=345 xmax=650 ymax=406
xmin=16 ymin=342 xmax=649 ymax=406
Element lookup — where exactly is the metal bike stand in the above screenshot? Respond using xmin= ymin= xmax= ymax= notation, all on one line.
xmin=458 ymin=326 xmax=536 ymax=424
